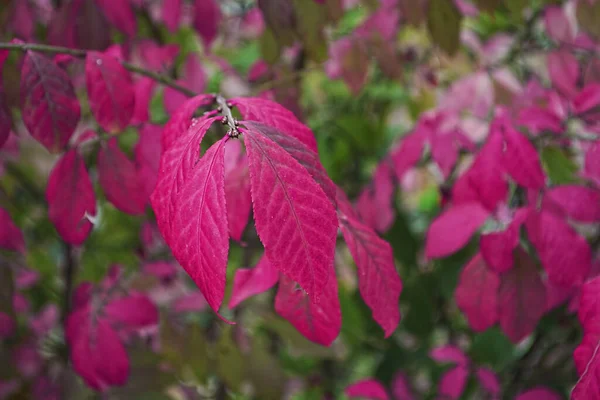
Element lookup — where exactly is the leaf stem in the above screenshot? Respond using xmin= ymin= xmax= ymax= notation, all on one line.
xmin=215 ymin=94 xmax=240 ymax=137
xmin=0 ymin=42 xmax=196 ymax=97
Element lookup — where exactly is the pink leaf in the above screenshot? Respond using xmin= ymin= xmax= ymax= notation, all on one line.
xmin=168 ymin=138 xmax=231 ymax=318
xmin=338 ymin=190 xmax=402 ymax=337
xmin=0 ymin=208 xmax=24 ymax=253
xmin=547 ymin=50 xmax=579 ymax=98
xmin=9 ymin=0 xmax=35 ymax=40
xmin=573 ymin=84 xmax=600 ymax=115
xmin=193 ymin=0 xmax=221 ymax=50
xmin=0 ymin=87 xmax=11 ymax=150
xmin=325 ymin=37 xmax=369 ymax=95
xmin=579 ymin=277 xmax=600 ymax=328
xmin=452 ymin=130 xmax=507 ymax=211
xmin=475 ymin=367 xmax=500 ymax=396
xmin=345 ymin=378 xmax=389 ymax=400
xmin=438 ymin=366 xmax=469 ymax=399
xmin=526 ymin=210 xmax=591 ymax=286
xmin=143 ymin=261 xmax=177 ymax=281
xmin=425 ymin=203 xmax=490 ymax=259
xmin=543 ymin=185 xmax=600 ymax=223
xmin=498 ymin=249 xmax=547 ymax=343
xmin=430 ymin=345 xmax=469 ymax=365
xmin=86 ymin=51 xmax=135 ymax=133
xmin=161 ymin=94 xmax=215 ymax=151
xmin=232 ymin=97 xmax=318 ymax=152
xmin=98 ymin=138 xmax=147 ymax=215
xmin=480 ymin=207 xmax=530 ymax=273
xmin=224 ymin=139 xmax=252 ymax=241
xmin=67 ymin=310 xmax=129 ymax=391
xmin=20 ymin=51 xmax=81 ymax=153
xmin=430 ymin=132 xmax=459 ymax=179
xmin=391 ymin=372 xmax=415 ymax=400
xmin=500 ymin=120 xmax=546 ymax=190
xmin=574 ymin=319 xmax=600 ymax=375
xmin=243 ymin=126 xmax=338 ymax=302
xmin=163 ymin=54 xmax=207 ymax=115
xmin=95 ymin=0 xmax=137 ymax=36
xmin=135 ymin=124 xmax=163 ymax=202
xmin=46 ymin=150 xmax=96 ymax=245
xmin=275 ymin=270 xmax=341 ymax=346
xmin=516 ymin=387 xmax=561 ymax=400
xmin=163 ymin=0 xmax=182 ymax=32
xmin=455 ymin=254 xmax=500 ymax=332
xmin=356 ymin=162 xmax=395 ymax=233
xmin=228 ymin=255 xmax=279 ymax=309
xmin=391 ymin=132 xmax=426 ymax=180
xmin=131 ymin=77 xmax=155 ymax=125
xmin=103 ymin=294 xmax=158 ymax=329
xmin=0 ymin=313 xmax=15 ymax=338
xmin=545 ymin=6 xmax=574 ymax=43
xmin=151 ymin=115 xmax=219 ymax=245
xmin=584 ymin=141 xmax=600 ymax=185
xmin=172 ymin=292 xmax=208 ymax=313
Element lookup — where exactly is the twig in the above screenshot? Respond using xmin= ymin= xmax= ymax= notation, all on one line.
xmin=215 ymin=94 xmax=240 ymax=137
xmin=0 ymin=42 xmax=196 ymax=97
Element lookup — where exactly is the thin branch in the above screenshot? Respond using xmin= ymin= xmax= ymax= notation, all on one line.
xmin=0 ymin=42 xmax=196 ymax=97
xmin=215 ymin=94 xmax=240 ymax=137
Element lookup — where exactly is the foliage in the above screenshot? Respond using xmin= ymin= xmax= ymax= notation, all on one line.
xmin=1 ymin=0 xmax=600 ymax=399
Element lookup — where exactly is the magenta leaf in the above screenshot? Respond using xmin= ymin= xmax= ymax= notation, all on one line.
xmin=232 ymin=97 xmax=318 ymax=152
xmin=243 ymin=126 xmax=338 ymax=302
xmin=425 ymin=203 xmax=490 ymax=259
xmin=173 ymin=292 xmax=208 ymax=313
xmin=224 ymin=139 xmax=251 ymax=241
xmin=338 ymin=190 xmax=402 ymax=337
xmin=345 ymin=378 xmax=389 ymax=400
xmin=103 ymin=294 xmax=159 ymax=329
xmin=161 ymin=94 xmax=216 ymax=151
xmin=500 ymin=120 xmax=546 ymax=190
xmin=498 ymin=249 xmax=547 ymax=343
xmin=98 ymin=138 xmax=146 ymax=215
xmin=167 ymin=138 xmax=231 ymax=318
xmin=547 ymin=50 xmax=579 ymax=98
xmin=545 ymin=6 xmax=574 ymax=43
xmin=438 ymin=366 xmax=469 ymax=399
xmin=134 ymin=124 xmax=163 ymax=203
xmin=480 ymin=207 xmax=530 ymax=273
xmin=543 ymin=185 xmax=600 ymax=223
xmin=0 ymin=208 xmax=25 ymax=253
xmin=151 ymin=115 xmax=219 ymax=245
xmin=526 ymin=210 xmax=591 ymax=286
xmin=574 ymin=319 xmax=600 ymax=375
xmin=391 ymin=132 xmax=426 ymax=180
xmin=573 ymin=84 xmax=600 ymax=115
xmin=131 ymin=77 xmax=155 ymax=124
xmin=475 ymin=367 xmax=500 ymax=397
xmin=391 ymin=372 xmax=414 ymax=400
xmin=0 ymin=88 xmax=11 ymax=150
xmin=163 ymin=53 xmax=207 ymax=115
xmin=579 ymin=277 xmax=600 ymax=327
xmin=46 ymin=150 xmax=96 ymax=245
xmin=86 ymin=51 xmax=135 ymax=133
xmin=275 ymin=269 xmax=341 ymax=346
xmin=95 ymin=0 xmax=137 ymax=36
xmin=228 ymin=255 xmax=279 ymax=309
xmin=516 ymin=387 xmax=561 ymax=400
xmin=584 ymin=141 xmax=600 ymax=186
xmin=193 ymin=0 xmax=221 ymax=50
xmin=163 ymin=0 xmax=182 ymax=32
xmin=356 ymin=162 xmax=395 ymax=233
xmin=325 ymin=37 xmax=369 ymax=95
xmin=430 ymin=132 xmax=459 ymax=179
xmin=430 ymin=345 xmax=469 ymax=365
xmin=455 ymin=254 xmax=499 ymax=332
xmin=20 ymin=51 xmax=81 ymax=153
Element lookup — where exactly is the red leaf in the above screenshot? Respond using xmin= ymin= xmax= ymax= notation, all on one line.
xmin=345 ymin=379 xmax=389 ymax=400
xmin=228 ymin=255 xmax=278 ymax=309
xmin=95 ymin=0 xmax=137 ymax=36
xmin=167 ymin=138 xmax=231 ymax=318
xmin=543 ymin=185 xmax=600 ymax=223
xmin=151 ymin=115 xmax=219 ymax=245
xmin=46 ymin=150 xmax=96 ymax=245
xmin=86 ymin=51 xmax=135 ymax=133
xmin=68 ymin=311 xmax=129 ymax=391
xmin=338 ymin=190 xmax=402 ymax=337
xmin=480 ymin=207 xmax=530 ymax=273
xmin=232 ymin=97 xmax=318 ymax=152
xmin=574 ymin=84 xmax=600 ymax=115
xmin=499 ymin=119 xmax=546 ymax=190
xmin=526 ymin=210 xmax=591 ymax=286
xmin=579 ymin=277 xmax=600 ymax=328
xmin=193 ymin=0 xmax=221 ymax=50
xmin=391 ymin=132 xmax=426 ymax=180
xmin=243 ymin=127 xmax=338 ymax=301
xmin=20 ymin=51 xmax=81 ymax=153
xmin=224 ymin=139 xmax=251 ymax=241
xmin=574 ymin=319 xmax=600 ymax=375
xmin=0 ymin=208 xmax=25 ymax=253
xmin=275 ymin=270 xmax=341 ymax=346
xmin=135 ymin=124 xmax=163 ymax=202
xmin=103 ymin=294 xmax=158 ymax=329
xmin=163 ymin=0 xmax=182 ymax=32
xmin=573 ymin=352 xmax=600 ymax=400
xmin=163 ymin=54 xmax=207 ymax=115
xmin=498 ymin=249 xmax=547 ymax=343
xmin=425 ymin=203 xmax=490 ymax=259
xmin=516 ymin=387 xmax=561 ymax=400
xmin=161 ymin=94 xmax=216 ymax=151
xmin=547 ymin=50 xmax=579 ymax=98
xmin=455 ymin=254 xmax=500 ymax=332
xmin=131 ymin=77 xmax=155 ymax=124
xmin=452 ymin=130 xmax=507 ymax=211
xmin=438 ymin=366 xmax=469 ymax=399
xmin=98 ymin=138 xmax=146 ymax=215
xmin=0 ymin=88 xmax=11 ymax=150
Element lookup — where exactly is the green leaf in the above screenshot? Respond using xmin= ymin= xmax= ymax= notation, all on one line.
xmin=426 ymin=0 xmax=462 ymax=56
xmin=259 ymin=27 xmax=281 ymax=64
xmin=293 ymin=0 xmax=328 ymax=62
xmin=473 ymin=0 xmax=503 ymax=13
xmin=470 ymin=327 xmax=516 ymax=369
xmin=160 ymin=318 xmax=209 ymax=383
xmin=245 ymin=336 xmax=286 ymax=399
xmin=541 ymin=146 xmax=579 ymax=185
xmin=216 ymin=326 xmax=246 ymax=391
